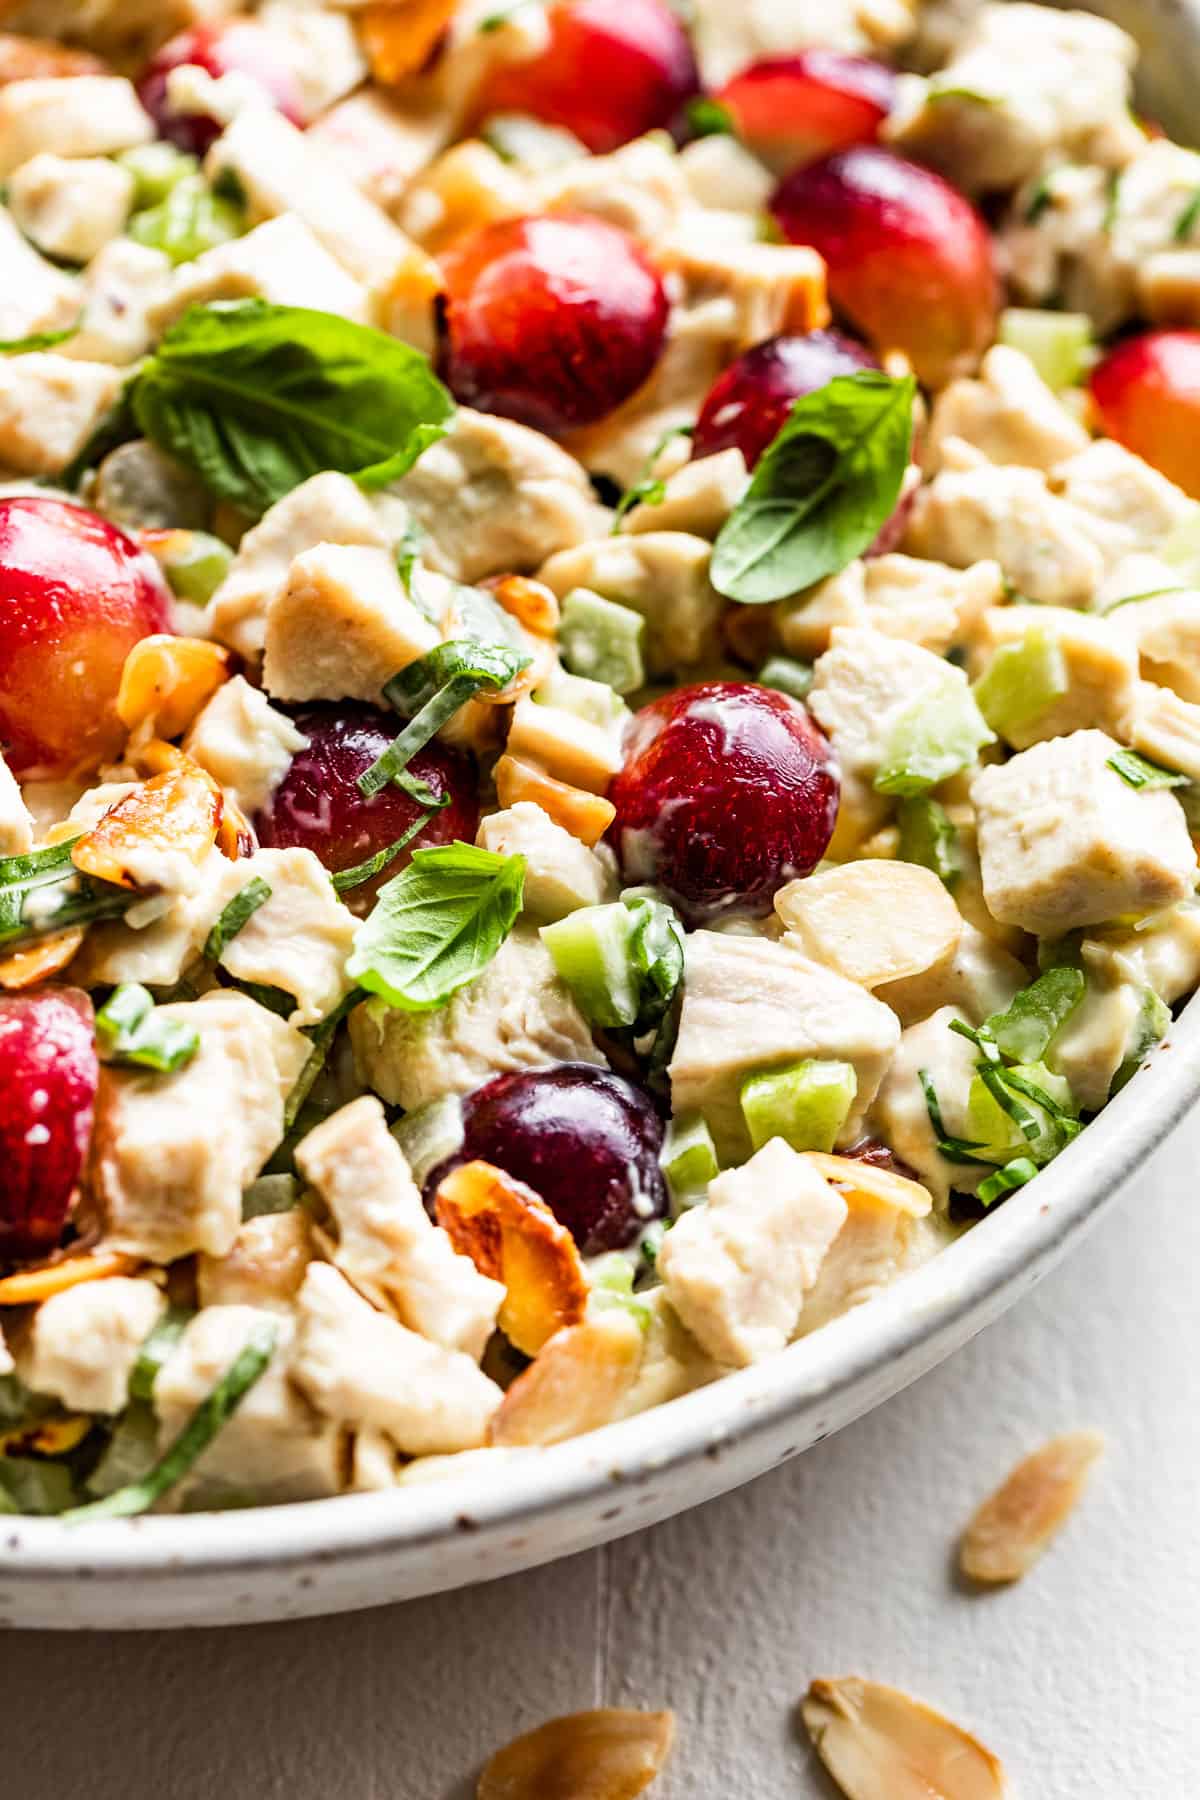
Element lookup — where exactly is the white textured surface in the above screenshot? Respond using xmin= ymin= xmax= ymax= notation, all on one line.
xmin=6 ymin=1115 xmax=1200 ymax=1796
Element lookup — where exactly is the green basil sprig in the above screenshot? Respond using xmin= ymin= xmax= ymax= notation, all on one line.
xmin=358 ymin=638 xmax=531 ymax=801
xmin=710 ymin=371 xmax=916 ymax=604
xmin=130 ymin=299 xmax=456 ymax=516
xmin=95 ymin=984 xmax=200 ymax=1074
xmin=346 ymin=842 xmax=525 ymax=1013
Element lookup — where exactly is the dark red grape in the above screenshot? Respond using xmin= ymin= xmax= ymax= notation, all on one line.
xmin=0 ymin=989 xmax=98 ymax=1263
xmin=771 ymin=146 xmax=998 ymax=387
xmin=717 ymin=51 xmax=896 ymax=172
xmin=692 ymin=329 xmax=879 ymax=468
xmin=137 ymin=21 xmax=306 ymax=156
xmin=608 ymin=682 xmax=840 ymax=921
xmin=473 ymin=0 xmax=698 ymax=155
xmin=0 ymin=497 xmax=173 ymax=779
xmin=425 ymin=1065 xmax=667 ymax=1254
xmin=253 ymin=703 xmax=479 ymax=913
xmin=438 ymin=213 xmax=670 ymax=435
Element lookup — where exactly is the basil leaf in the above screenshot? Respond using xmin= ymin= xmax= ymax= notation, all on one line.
xmin=283 ymin=989 xmax=363 ymax=1132
xmin=65 ymin=1319 xmax=277 ymax=1522
xmin=346 ymin=842 xmax=525 ymax=1013
xmin=0 ymin=325 xmax=79 ymax=354
xmin=131 ymin=299 xmax=455 ymax=516
xmin=1107 ymin=748 xmax=1188 ymax=789
xmin=95 ymin=983 xmax=200 ymax=1073
xmin=710 ymin=371 xmax=916 ymax=603
xmin=917 ymin=1068 xmax=992 ymax=1165
xmin=358 ymin=638 xmax=530 ymax=800
xmin=623 ymin=895 xmax=684 ymax=1037
xmin=204 ymin=876 xmax=272 ymax=961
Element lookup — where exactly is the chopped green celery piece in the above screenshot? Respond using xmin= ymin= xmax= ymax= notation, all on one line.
xmin=1161 ymin=505 xmax=1200 ymax=582
xmin=0 ymin=1455 xmax=79 ymax=1516
xmin=86 ymin=1402 xmax=160 ymax=1500
xmin=118 ymin=142 xmax=198 ymax=208
xmin=977 ymin=1155 xmax=1038 ymax=1207
xmin=128 ymin=1304 xmax=193 ymax=1404
xmin=534 ymin=665 xmax=629 ymax=728
xmin=983 ymin=965 xmax=1086 ymax=1063
xmin=897 ymin=796 xmax=960 ymax=886
xmin=588 ymin=1254 xmax=650 ymax=1329
xmin=660 ymin=1111 xmax=719 ymax=1205
xmin=128 ymin=173 xmax=244 ymax=267
xmin=997 ymin=308 xmax=1093 ymax=391
xmin=391 ymin=1094 xmax=466 ymax=1186
xmin=95 ymin=983 xmax=199 ymax=1073
xmin=972 ymin=628 xmax=1069 ymax=738
xmin=242 ymin=1172 xmax=301 ymax=1219
xmin=558 ymin=588 xmax=646 ymax=695
xmin=756 ymin=655 xmax=814 ymax=702
xmin=873 ymin=677 xmax=995 ymax=797
xmin=540 ymin=903 xmax=640 ymax=1030
xmin=741 ymin=1058 xmax=857 ymax=1155
xmin=160 ymin=530 xmax=233 ymax=605
xmin=1112 ymin=987 xmax=1171 ymax=1094
xmin=966 ymin=1060 xmax=1077 ymax=1165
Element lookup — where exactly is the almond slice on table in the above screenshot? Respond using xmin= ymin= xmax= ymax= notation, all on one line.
xmin=434 ymin=1159 xmax=588 ymax=1356
xmin=801 ymin=1678 xmax=1007 ymax=1800
xmin=959 ymin=1430 xmax=1106 ymax=1585
xmin=478 ymin=1707 xmax=675 ymax=1800
xmin=488 ymin=1309 xmax=644 ymax=1447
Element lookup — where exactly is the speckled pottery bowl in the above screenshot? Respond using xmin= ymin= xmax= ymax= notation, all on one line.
xmin=4 ymin=0 xmax=1200 ymax=1630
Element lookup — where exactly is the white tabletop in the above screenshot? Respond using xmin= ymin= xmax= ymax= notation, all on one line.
xmin=6 ymin=1112 xmax=1199 ymax=1798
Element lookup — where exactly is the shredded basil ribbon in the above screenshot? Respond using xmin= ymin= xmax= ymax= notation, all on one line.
xmin=0 ymin=837 xmax=131 ymax=949
xmin=1107 ymin=748 xmax=1189 ymax=790
xmin=204 ymin=876 xmax=273 ymax=961
xmin=357 ymin=639 xmax=531 ymax=801
xmin=331 ymin=809 xmax=434 ymax=895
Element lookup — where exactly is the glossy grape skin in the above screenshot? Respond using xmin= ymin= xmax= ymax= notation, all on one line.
xmin=473 ymin=0 xmax=699 ymax=155
xmin=771 ymin=146 xmax=998 ymax=387
xmin=438 ymin=213 xmax=670 ymax=436
xmin=137 ymin=22 xmax=306 ymax=156
xmin=717 ymin=51 xmax=896 ymax=173
xmin=608 ymin=682 xmax=840 ymax=922
xmin=0 ymin=497 xmax=174 ymax=779
xmin=0 ymin=989 xmax=98 ymax=1264
xmin=691 ymin=329 xmax=879 ymax=468
xmin=1090 ymin=330 xmax=1200 ymax=498
xmin=252 ymin=704 xmax=480 ymax=914
xmin=425 ymin=1065 xmax=667 ymax=1254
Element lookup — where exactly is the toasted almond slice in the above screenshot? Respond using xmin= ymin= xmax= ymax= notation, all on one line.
xmin=116 ymin=634 xmax=232 ymax=741
xmin=0 ymin=32 xmax=107 ymax=82
xmin=489 ymin=1309 xmax=644 ymax=1447
xmin=71 ymin=762 xmax=222 ymax=892
xmin=801 ymin=1153 xmax=933 ymax=1219
xmin=358 ymin=0 xmax=459 ymax=84
xmin=435 ymin=1159 xmax=587 ymax=1355
xmin=0 ymin=1249 xmax=140 ymax=1308
xmin=801 ymin=1678 xmax=1007 ymax=1800
xmin=485 ymin=574 xmax=562 ymax=640
xmin=478 ymin=1708 xmax=675 ymax=1800
xmin=128 ymin=736 xmax=190 ymax=777
xmin=0 ymin=1412 xmax=91 ymax=1458
xmin=0 ymin=927 xmax=84 ymax=990
xmin=215 ymin=795 xmax=255 ymax=861
xmin=959 ymin=1430 xmax=1105 ymax=1585
xmin=776 ymin=861 xmax=962 ymax=990
xmin=494 ymin=754 xmax=616 ymax=848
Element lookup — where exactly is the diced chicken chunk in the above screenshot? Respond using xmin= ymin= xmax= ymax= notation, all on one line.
xmin=923 ymin=346 xmax=1090 ymax=474
xmin=669 ymin=930 xmax=901 ymax=1163
xmin=88 ymin=991 xmax=310 ymax=1263
xmin=678 ymin=136 xmax=774 ymax=215
xmin=905 ymin=463 xmax=1105 ymax=607
xmin=609 ymin=1287 xmax=720 ymax=1422
xmin=540 ymin=532 xmax=724 ymax=674
xmin=1045 ymin=973 xmax=1150 ymax=1112
xmin=308 ymin=86 xmax=452 ymax=218
xmin=477 ymin=802 xmax=611 ymax=919
xmin=208 ymin=848 xmax=358 ymax=1028
xmin=1113 ymin=588 xmax=1200 ymax=703
xmin=1084 ymin=902 xmax=1200 ymax=1006
xmin=255 ymin=1 xmax=367 ymax=120
xmin=779 ymin=555 xmax=1003 ymax=661
xmin=23 ymin=1277 xmax=165 ymax=1416
xmin=1052 ymin=440 xmax=1193 ymax=567
xmin=534 ymin=135 xmax=685 ymax=242
xmin=808 ymin=627 xmax=977 ymax=780
xmin=0 ymin=206 xmax=80 ymax=344
xmin=262 ymin=543 xmax=438 ymax=704
xmin=660 ymin=230 xmax=829 ymax=353
xmin=61 ymin=237 xmax=173 ymax=368
xmin=0 ymin=77 xmax=152 ymax=177
xmin=183 ymin=674 xmax=308 ymax=815
xmin=148 ymin=214 xmax=369 ymax=334
xmin=971 ymin=729 xmax=1197 ymax=936
xmin=393 ymin=407 xmax=604 ymax=584
xmin=875 ymin=921 xmax=1026 ymax=1027
xmin=0 ymin=752 xmax=33 ymax=856
xmin=689 ymin=0 xmax=918 ymax=87
xmin=794 ymin=1152 xmax=937 ymax=1337
xmin=196 ymin=1210 xmax=313 ymax=1313
xmin=73 ymin=844 xmax=231 ymax=989
xmin=0 ymin=355 xmax=123 ymax=478
xmin=659 ymin=1138 xmax=848 ymax=1366
xmin=1123 ymin=681 xmax=1200 ymax=784
xmin=624 ymin=447 xmax=749 ymax=540
xmin=156 ymin=1305 xmax=343 ymax=1506
xmin=291 ymin=1263 xmax=502 ymax=1455
xmin=350 ymin=924 xmax=604 ymax=1112
xmin=296 ymin=1097 xmax=503 ymax=1361
xmin=977 ymin=606 xmax=1139 ymax=747
xmin=775 ymin=860 xmax=963 ymax=989
xmin=8 ymin=151 xmax=133 ymax=264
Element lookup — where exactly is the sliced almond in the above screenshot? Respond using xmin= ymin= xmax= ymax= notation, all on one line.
xmin=801 ymin=1153 xmax=933 ymax=1219
xmin=357 ymin=0 xmax=458 ymax=85
xmin=485 ymin=574 xmax=562 ymax=640
xmin=0 ymin=926 xmax=83 ymax=990
xmin=0 ymin=1248 xmax=139 ymax=1309
xmin=494 ymin=754 xmax=616 ymax=847
xmin=116 ymin=634 xmax=232 ymax=741
xmin=801 ymin=1678 xmax=1007 ymax=1800
xmin=478 ymin=1708 xmax=674 ymax=1800
xmin=489 ymin=1309 xmax=644 ymax=1447
xmin=959 ymin=1430 xmax=1105 ymax=1585
xmin=776 ymin=861 xmax=962 ymax=990
xmin=0 ymin=1412 xmax=91 ymax=1458
xmin=0 ymin=32 xmax=106 ymax=82
xmin=71 ymin=762 xmax=222 ymax=892
xmin=435 ymin=1159 xmax=587 ymax=1355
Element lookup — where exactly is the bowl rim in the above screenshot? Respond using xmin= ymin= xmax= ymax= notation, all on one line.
xmin=4 ymin=986 xmax=1199 ymax=1590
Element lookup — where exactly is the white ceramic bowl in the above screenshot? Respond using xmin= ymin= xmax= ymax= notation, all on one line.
xmin=4 ymin=0 xmax=1200 ymax=1631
